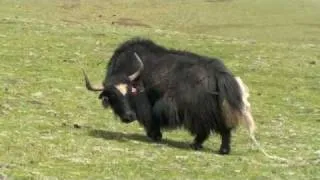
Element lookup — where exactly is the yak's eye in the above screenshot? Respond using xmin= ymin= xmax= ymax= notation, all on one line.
xmin=107 ymin=92 xmax=120 ymax=105
xmin=108 ymin=92 xmax=117 ymax=99
xmin=98 ymin=91 xmax=115 ymax=104
xmin=99 ymin=95 xmax=109 ymax=108
xmin=102 ymin=96 xmax=109 ymax=103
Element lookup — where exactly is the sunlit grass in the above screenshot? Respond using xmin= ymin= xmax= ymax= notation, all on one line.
xmin=0 ymin=0 xmax=319 ymax=179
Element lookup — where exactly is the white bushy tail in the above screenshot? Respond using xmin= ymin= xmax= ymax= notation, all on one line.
xmin=235 ymin=77 xmax=288 ymax=162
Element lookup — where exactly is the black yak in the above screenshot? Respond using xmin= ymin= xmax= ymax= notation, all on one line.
xmin=83 ymin=37 xmax=256 ymax=155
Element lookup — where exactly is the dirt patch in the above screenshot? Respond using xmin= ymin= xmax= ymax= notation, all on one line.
xmin=93 ymin=33 xmax=107 ymax=37
xmin=61 ymin=19 xmax=82 ymax=25
xmin=58 ymin=0 xmax=80 ymax=9
xmin=198 ymin=23 xmax=299 ymax=30
xmin=205 ymin=0 xmax=233 ymax=2
xmin=111 ymin=18 xmax=151 ymax=28
xmin=200 ymin=23 xmax=254 ymax=29
xmin=0 ymin=18 xmax=20 ymax=25
xmin=297 ymin=23 xmax=320 ymax=28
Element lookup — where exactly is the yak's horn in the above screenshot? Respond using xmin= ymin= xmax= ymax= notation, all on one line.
xmin=82 ymin=69 xmax=104 ymax=91
xmin=128 ymin=52 xmax=144 ymax=81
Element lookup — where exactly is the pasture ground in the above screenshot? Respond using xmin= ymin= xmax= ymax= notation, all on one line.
xmin=0 ymin=0 xmax=319 ymax=179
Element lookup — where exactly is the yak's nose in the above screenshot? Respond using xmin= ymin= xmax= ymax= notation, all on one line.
xmin=122 ymin=112 xmax=137 ymax=123
xmin=126 ymin=112 xmax=136 ymax=120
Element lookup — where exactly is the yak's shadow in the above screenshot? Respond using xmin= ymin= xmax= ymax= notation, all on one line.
xmin=89 ymin=129 xmax=213 ymax=153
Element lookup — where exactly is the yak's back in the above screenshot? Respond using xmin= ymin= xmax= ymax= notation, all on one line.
xmin=147 ymin=54 xmax=229 ymax=131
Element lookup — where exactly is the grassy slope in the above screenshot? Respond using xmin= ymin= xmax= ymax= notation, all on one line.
xmin=0 ymin=0 xmax=319 ymax=179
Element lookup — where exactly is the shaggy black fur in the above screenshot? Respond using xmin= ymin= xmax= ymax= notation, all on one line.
xmin=98 ymin=37 xmax=243 ymax=154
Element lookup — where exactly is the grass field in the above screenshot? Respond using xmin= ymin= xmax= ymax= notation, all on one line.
xmin=0 ymin=0 xmax=320 ymax=179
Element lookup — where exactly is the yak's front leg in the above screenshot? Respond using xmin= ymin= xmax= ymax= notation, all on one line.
xmin=147 ymin=97 xmax=178 ymax=142
xmin=129 ymin=90 xmax=162 ymax=141
xmin=146 ymin=113 xmax=162 ymax=142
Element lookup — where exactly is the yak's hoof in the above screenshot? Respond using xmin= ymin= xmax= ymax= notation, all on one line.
xmin=147 ymin=132 xmax=162 ymax=142
xmin=190 ymin=143 xmax=203 ymax=150
xmin=219 ymin=147 xmax=230 ymax=155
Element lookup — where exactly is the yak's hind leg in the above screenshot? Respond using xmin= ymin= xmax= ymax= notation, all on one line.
xmin=186 ymin=115 xmax=211 ymax=150
xmin=190 ymin=130 xmax=210 ymax=150
xmin=219 ymin=129 xmax=231 ymax=155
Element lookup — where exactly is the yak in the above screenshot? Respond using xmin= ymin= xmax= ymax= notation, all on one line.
xmin=83 ymin=37 xmax=256 ymax=155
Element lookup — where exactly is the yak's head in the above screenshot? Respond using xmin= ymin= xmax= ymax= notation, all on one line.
xmin=83 ymin=52 xmax=143 ymax=124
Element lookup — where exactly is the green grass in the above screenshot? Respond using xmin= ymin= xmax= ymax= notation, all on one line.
xmin=0 ymin=0 xmax=319 ymax=179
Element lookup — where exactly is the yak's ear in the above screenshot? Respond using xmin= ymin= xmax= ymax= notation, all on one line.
xmin=131 ymin=81 xmax=145 ymax=93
